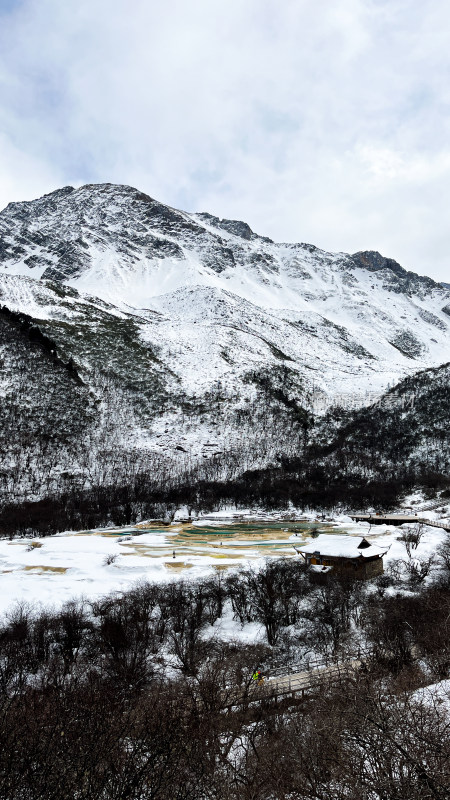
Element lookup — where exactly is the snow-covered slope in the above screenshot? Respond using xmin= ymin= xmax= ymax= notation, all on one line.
xmin=0 ymin=273 xmax=312 ymax=482
xmin=0 ymin=183 xmax=449 ymax=407
xmin=314 ymin=361 xmax=450 ymax=476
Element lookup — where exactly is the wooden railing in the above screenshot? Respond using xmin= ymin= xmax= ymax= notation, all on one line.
xmin=222 ymin=648 xmax=373 ymax=707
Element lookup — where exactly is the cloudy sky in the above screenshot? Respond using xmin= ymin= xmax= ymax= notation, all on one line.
xmin=0 ymin=0 xmax=449 ymax=282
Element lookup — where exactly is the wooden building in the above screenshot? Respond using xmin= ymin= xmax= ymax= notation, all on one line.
xmin=294 ymin=535 xmax=389 ymax=580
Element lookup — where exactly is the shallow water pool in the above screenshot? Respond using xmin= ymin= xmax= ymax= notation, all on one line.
xmin=84 ymin=519 xmax=346 ymax=570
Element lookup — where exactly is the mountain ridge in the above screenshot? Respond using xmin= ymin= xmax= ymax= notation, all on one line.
xmin=0 ymin=181 xmax=449 ymax=406
xmin=1 ymin=182 xmax=446 ymax=296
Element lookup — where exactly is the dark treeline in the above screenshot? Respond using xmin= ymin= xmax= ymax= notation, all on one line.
xmin=1 ymin=463 xmax=448 ymax=539
xmin=1 ymin=542 xmax=450 ymax=799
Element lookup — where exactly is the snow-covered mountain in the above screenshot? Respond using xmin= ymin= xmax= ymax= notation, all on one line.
xmin=1 ymin=183 xmax=448 ymax=404
xmin=0 ymin=183 xmax=449 ymax=500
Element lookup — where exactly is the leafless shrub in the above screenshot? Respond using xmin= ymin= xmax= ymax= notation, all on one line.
xmin=386 ymin=557 xmax=405 ymax=583
xmin=398 ymin=522 xmax=425 ymax=557
xmin=437 ymin=533 xmax=450 ymax=577
xmin=403 ymin=554 xmax=436 ymax=586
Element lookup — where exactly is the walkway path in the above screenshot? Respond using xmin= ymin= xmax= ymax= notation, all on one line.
xmin=264 ymin=658 xmax=361 ymax=698
xmin=351 ymin=514 xmax=450 ymax=533
xmin=223 ymin=654 xmax=366 ymax=708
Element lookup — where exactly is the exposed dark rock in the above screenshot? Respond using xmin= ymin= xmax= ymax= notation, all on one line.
xmin=388 ymin=330 xmax=424 ymax=359
xmin=216 ymin=218 xmax=254 ymax=240
xmin=195 ymin=211 xmax=273 ymax=242
xmin=351 ymin=250 xmax=438 ymax=295
xmin=418 ymin=308 xmax=447 ymax=330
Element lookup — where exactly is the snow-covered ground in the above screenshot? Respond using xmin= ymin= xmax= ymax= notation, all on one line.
xmin=412 ymin=679 xmax=450 ymax=712
xmin=0 ymin=508 xmax=447 ymax=616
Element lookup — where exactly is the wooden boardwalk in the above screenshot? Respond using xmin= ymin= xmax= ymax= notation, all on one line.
xmin=225 ymin=655 xmax=365 ymax=708
xmin=418 ymin=518 xmax=450 ymax=533
xmin=351 ymin=514 xmax=450 ymax=532
xmin=263 ymin=659 xmax=361 ymax=698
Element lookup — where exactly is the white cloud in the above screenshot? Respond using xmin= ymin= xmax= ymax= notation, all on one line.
xmin=0 ymin=0 xmax=449 ymax=282
xmin=0 ymin=131 xmax=63 ymax=205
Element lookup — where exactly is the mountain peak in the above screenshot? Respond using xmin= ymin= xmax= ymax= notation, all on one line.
xmin=351 ymin=249 xmax=440 ymax=293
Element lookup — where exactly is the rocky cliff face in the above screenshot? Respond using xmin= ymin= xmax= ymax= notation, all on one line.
xmin=350 ymin=250 xmax=438 ymax=295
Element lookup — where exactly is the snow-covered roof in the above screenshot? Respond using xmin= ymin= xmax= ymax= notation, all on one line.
xmin=296 ymin=535 xmax=389 ymax=559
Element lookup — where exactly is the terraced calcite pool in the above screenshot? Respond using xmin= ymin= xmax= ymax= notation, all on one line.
xmin=82 ymin=519 xmax=343 ymax=571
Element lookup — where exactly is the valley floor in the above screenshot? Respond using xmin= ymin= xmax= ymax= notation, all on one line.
xmin=1 ymin=497 xmax=448 ymax=618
